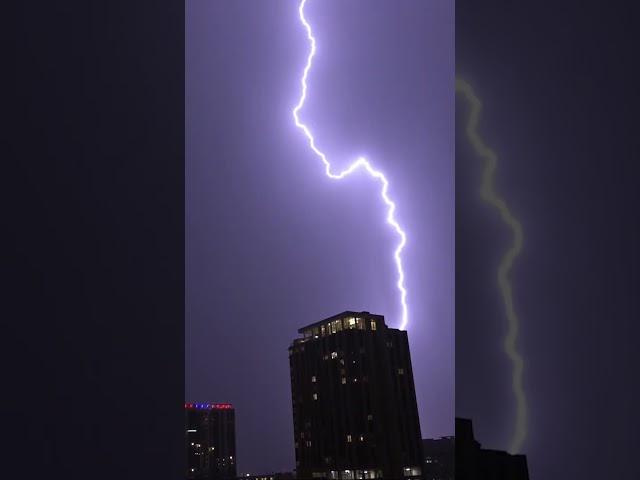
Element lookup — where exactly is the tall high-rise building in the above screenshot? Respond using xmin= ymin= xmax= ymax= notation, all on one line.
xmin=288 ymin=311 xmax=423 ymax=480
xmin=185 ymin=402 xmax=237 ymax=480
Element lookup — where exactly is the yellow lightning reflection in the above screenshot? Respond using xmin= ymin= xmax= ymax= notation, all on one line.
xmin=456 ymin=78 xmax=527 ymax=454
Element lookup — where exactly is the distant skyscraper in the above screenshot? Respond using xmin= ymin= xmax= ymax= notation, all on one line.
xmin=185 ymin=403 xmax=237 ymax=480
xmin=288 ymin=311 xmax=423 ymax=480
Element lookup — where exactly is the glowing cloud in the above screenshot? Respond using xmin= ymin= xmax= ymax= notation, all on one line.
xmin=456 ymin=78 xmax=527 ymax=454
xmin=292 ymin=0 xmax=409 ymax=330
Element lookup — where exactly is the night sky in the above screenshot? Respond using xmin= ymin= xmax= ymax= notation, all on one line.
xmin=186 ymin=0 xmax=453 ymax=473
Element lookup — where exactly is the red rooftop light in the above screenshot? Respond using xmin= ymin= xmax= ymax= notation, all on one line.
xmin=184 ymin=402 xmax=233 ymax=410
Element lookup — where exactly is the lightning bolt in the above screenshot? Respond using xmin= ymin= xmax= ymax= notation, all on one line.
xmin=292 ymin=0 xmax=409 ymax=330
xmin=456 ymin=78 xmax=527 ymax=454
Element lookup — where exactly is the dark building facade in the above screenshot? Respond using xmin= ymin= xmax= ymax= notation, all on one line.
xmin=289 ymin=311 xmax=423 ymax=480
xmin=455 ymin=418 xmax=529 ymax=480
xmin=185 ymin=402 xmax=237 ymax=480
xmin=422 ymin=437 xmax=454 ymax=480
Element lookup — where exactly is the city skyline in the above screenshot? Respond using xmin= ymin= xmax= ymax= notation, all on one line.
xmin=185 ymin=310 xmax=448 ymax=479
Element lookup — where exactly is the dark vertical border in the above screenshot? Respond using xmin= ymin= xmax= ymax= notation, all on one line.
xmin=4 ymin=2 xmax=184 ymax=478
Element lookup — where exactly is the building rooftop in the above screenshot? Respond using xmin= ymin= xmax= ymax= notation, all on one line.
xmin=297 ymin=310 xmax=385 ymax=334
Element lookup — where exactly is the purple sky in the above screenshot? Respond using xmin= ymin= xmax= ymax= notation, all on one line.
xmin=186 ymin=0 xmax=454 ymax=473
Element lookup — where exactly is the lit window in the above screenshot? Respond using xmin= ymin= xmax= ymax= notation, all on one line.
xmin=398 ymin=368 xmax=404 ymax=375
xmin=341 ymin=377 xmax=346 ymax=384
xmin=370 ymin=320 xmax=377 ymax=330
xmin=348 ymin=317 xmax=356 ymax=328
xmin=359 ymin=435 xmax=364 ymax=441
xmin=367 ymin=414 xmax=373 ymax=421
xmin=347 ymin=434 xmax=352 ymax=442
xmin=331 ymin=352 xmax=338 ymax=359
xmin=313 ymin=393 xmax=318 ymax=400
xmin=312 ymin=376 xmax=316 ymax=382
